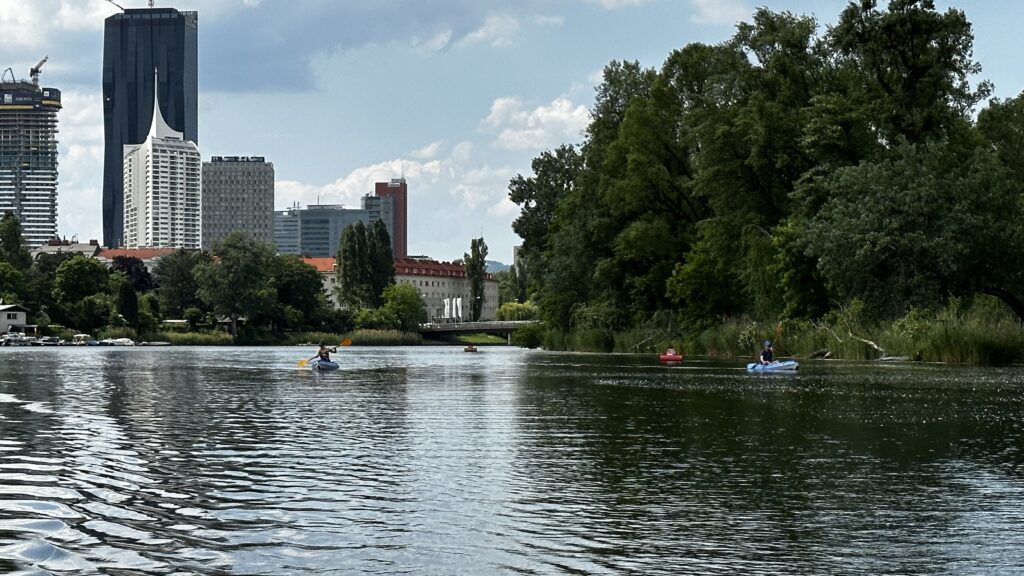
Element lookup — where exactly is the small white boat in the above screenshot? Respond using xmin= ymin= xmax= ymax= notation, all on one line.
xmin=101 ymin=337 xmax=136 ymax=346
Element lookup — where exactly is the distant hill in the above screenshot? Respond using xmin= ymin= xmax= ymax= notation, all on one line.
xmin=486 ymin=260 xmax=509 ymax=274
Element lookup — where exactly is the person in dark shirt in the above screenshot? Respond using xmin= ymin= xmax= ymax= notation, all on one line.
xmin=759 ymin=340 xmax=775 ymax=365
xmin=310 ymin=341 xmax=337 ymax=363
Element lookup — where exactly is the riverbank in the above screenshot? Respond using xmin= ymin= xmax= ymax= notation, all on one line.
xmin=535 ymin=298 xmax=1024 ymax=366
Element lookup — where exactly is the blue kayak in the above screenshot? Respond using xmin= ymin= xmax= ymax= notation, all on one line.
xmin=310 ymin=359 xmax=340 ymax=371
xmin=746 ymin=360 xmax=799 ymax=373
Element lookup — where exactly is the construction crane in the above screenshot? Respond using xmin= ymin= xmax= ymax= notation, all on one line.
xmin=105 ymin=0 xmax=124 ymax=10
xmin=30 ymin=56 xmax=47 ymax=86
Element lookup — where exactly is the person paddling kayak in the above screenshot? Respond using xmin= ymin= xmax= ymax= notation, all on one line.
xmin=759 ymin=340 xmax=775 ymax=365
xmin=310 ymin=341 xmax=338 ymax=363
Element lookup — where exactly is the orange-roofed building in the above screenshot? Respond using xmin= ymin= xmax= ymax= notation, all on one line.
xmin=301 ymin=257 xmax=339 ymax=307
xmin=95 ymin=247 xmax=179 ymax=272
xmin=305 ymin=256 xmax=498 ymax=320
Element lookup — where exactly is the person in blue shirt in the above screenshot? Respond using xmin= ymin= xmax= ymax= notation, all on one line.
xmin=759 ymin=340 xmax=775 ymax=365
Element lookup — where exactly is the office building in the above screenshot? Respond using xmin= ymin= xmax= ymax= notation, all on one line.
xmin=374 ymin=178 xmax=407 ymax=258
xmin=122 ymin=80 xmax=201 ymax=249
xmin=274 ymin=195 xmax=395 ymax=258
xmin=103 ymin=7 xmax=198 ymax=247
xmin=0 ymin=65 xmax=61 ymax=247
xmin=202 ymin=156 xmax=274 ymax=249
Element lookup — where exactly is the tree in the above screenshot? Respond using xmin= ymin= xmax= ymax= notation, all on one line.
xmin=367 ymin=219 xmax=396 ymax=307
xmin=111 ymin=255 xmax=154 ymax=292
xmin=337 ymin=221 xmax=369 ymax=307
xmin=0 ymin=211 xmax=32 ymax=272
xmin=194 ymin=232 xmax=276 ymax=336
xmin=804 ymin=141 xmax=1024 ymax=320
xmin=464 ymin=237 xmax=488 ymax=321
xmin=52 ymin=255 xmax=110 ymax=305
xmin=381 ymin=283 xmax=426 ymax=332
xmin=154 ymin=249 xmax=209 ymax=318
xmin=117 ymin=281 xmax=139 ymax=328
xmin=828 ymin=0 xmax=990 ymax=145
xmin=270 ymin=254 xmax=325 ymax=330
xmin=0 ymin=262 xmax=24 ymax=303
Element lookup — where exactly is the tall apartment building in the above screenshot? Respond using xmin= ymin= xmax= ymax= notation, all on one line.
xmin=103 ymin=7 xmax=198 ymax=248
xmin=122 ymin=79 xmax=201 ymax=249
xmin=374 ymin=178 xmax=407 ymax=258
xmin=202 ymin=156 xmax=274 ymax=249
xmin=0 ymin=67 xmax=61 ymax=247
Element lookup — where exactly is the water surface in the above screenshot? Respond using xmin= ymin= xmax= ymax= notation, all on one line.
xmin=1 ymin=347 xmax=1022 ymax=574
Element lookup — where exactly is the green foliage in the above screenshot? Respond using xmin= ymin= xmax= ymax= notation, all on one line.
xmin=117 ymin=282 xmax=139 ymax=328
xmin=183 ymin=307 xmax=203 ymax=331
xmin=0 ymin=261 xmax=24 ymax=303
xmin=154 ymin=248 xmax=209 ymax=318
xmin=111 ymin=256 xmax=154 ymax=292
xmin=464 ymin=237 xmax=488 ymax=321
xmin=338 ymin=221 xmax=370 ymax=307
xmin=52 ymin=255 xmax=110 ymax=305
xmin=347 ymin=328 xmax=422 ymax=346
xmin=368 ymin=219 xmax=396 ymax=307
xmin=496 ymin=301 xmax=539 ymax=321
xmin=0 ymin=211 xmax=31 ymax=271
xmin=511 ymin=322 xmax=544 ymax=348
xmin=270 ymin=254 xmax=325 ymax=330
xmin=381 ymin=283 xmax=426 ymax=332
xmin=354 ymin=307 xmax=400 ymax=330
xmin=195 ymin=231 xmax=276 ymax=336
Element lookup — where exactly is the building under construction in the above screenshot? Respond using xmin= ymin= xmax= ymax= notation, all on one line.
xmin=0 ymin=58 xmax=61 ymax=248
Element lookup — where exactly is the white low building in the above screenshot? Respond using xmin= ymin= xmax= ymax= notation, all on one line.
xmin=0 ymin=304 xmax=28 ymax=334
xmin=302 ymin=256 xmax=499 ymax=321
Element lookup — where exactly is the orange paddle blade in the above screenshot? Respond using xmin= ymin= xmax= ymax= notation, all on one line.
xmin=297 ymin=359 xmax=308 ymax=366
xmin=341 ymin=338 xmax=353 ymax=346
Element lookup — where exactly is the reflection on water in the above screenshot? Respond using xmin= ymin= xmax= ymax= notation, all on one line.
xmin=1 ymin=347 xmax=1023 ymax=574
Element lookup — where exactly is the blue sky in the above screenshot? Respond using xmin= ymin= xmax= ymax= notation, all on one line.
xmin=1 ymin=0 xmax=1021 ymax=263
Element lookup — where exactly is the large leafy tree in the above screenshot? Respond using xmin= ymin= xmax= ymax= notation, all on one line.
xmin=52 ymin=255 xmax=110 ymax=305
xmin=0 ymin=211 xmax=32 ymax=272
xmin=464 ymin=237 xmax=488 ymax=321
xmin=194 ymin=232 xmax=276 ymax=336
xmin=805 ymin=141 xmax=1024 ymax=319
xmin=0 ymin=262 xmax=24 ymax=303
xmin=111 ymin=255 xmax=154 ymax=292
xmin=381 ymin=283 xmax=426 ymax=332
xmin=270 ymin=254 xmax=325 ymax=330
xmin=154 ymin=249 xmax=210 ymax=318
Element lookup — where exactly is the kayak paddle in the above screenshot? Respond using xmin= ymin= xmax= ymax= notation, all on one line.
xmin=298 ymin=338 xmax=353 ymax=366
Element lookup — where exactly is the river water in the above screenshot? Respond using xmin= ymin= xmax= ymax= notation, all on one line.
xmin=1 ymin=346 xmax=1023 ymax=575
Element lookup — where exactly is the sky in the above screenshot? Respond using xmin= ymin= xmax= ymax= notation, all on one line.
xmin=1 ymin=0 xmax=1022 ymax=264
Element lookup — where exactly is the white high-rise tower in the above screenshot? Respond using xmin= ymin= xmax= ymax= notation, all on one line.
xmin=122 ymin=70 xmax=201 ymax=248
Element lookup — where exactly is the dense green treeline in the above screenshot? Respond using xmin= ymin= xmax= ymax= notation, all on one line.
xmin=0 ymin=222 xmax=426 ymax=343
xmin=508 ymin=0 xmax=1024 ymax=360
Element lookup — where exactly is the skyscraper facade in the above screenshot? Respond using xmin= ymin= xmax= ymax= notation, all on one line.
xmin=122 ymin=84 xmax=201 ymax=249
xmin=0 ymin=74 xmax=61 ymax=247
xmin=273 ymin=195 xmax=395 ymax=258
xmin=374 ymin=178 xmax=407 ymax=258
xmin=202 ymin=156 xmax=274 ymax=250
xmin=103 ymin=7 xmax=198 ymax=248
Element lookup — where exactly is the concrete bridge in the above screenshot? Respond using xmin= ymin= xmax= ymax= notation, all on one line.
xmin=418 ymin=320 xmax=537 ymax=337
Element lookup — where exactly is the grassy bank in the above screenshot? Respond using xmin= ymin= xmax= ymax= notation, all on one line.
xmin=532 ymin=297 xmax=1024 ymax=365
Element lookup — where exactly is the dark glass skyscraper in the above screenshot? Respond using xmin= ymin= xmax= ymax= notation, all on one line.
xmin=102 ymin=8 xmax=197 ymax=248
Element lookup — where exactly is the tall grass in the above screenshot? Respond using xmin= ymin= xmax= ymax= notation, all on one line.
xmin=159 ymin=331 xmax=235 ymax=345
xmin=347 ymin=329 xmax=422 ymax=346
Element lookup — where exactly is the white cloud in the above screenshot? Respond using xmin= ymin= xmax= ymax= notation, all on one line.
xmin=413 ymin=28 xmax=454 ymax=52
xmin=456 ymin=14 xmax=521 ymax=48
xmin=56 ymin=90 xmax=106 ymax=243
xmin=689 ymin=0 xmax=748 ymax=25
xmin=585 ymin=0 xmax=653 ymax=9
xmin=411 ymin=141 xmax=444 ymax=160
xmin=484 ymin=96 xmax=590 ymax=150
